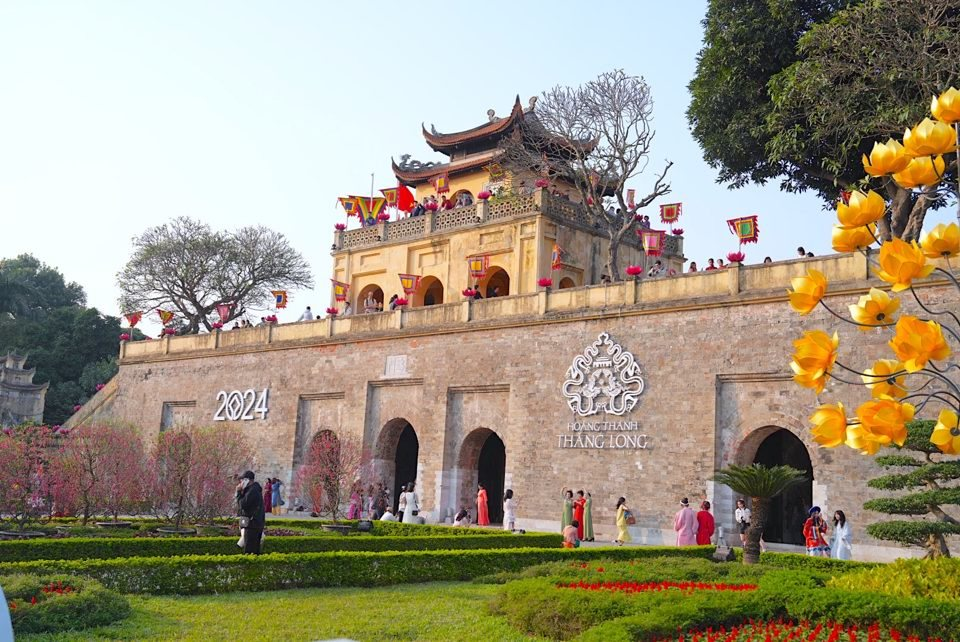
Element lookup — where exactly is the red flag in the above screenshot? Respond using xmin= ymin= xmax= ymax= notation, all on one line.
xmin=124 ymin=311 xmax=143 ymax=327
xmin=397 ymin=185 xmax=415 ymax=213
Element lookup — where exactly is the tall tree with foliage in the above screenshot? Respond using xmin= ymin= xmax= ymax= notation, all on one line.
xmin=865 ymin=420 xmax=960 ymax=558
xmin=689 ymin=0 xmax=959 ymax=238
xmin=117 ymin=217 xmax=313 ymax=334
xmin=0 ymin=255 xmax=125 ymax=425
xmin=713 ymin=463 xmax=807 ymax=564
xmin=501 ymin=70 xmax=672 ymax=280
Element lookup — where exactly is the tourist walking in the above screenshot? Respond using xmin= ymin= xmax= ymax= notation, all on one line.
xmin=299 ymin=306 xmax=313 ymax=321
xmin=503 ymin=489 xmax=516 ymax=532
xmin=397 ymin=486 xmax=407 ymax=522
xmin=614 ymin=496 xmax=632 ymax=545
xmin=236 ymin=470 xmax=265 ymax=555
xmin=401 ymin=482 xmax=420 ymax=524
xmin=573 ymin=490 xmax=586 ymax=540
xmin=271 ymin=478 xmax=284 ymax=515
xmin=735 ymin=499 xmax=751 ymax=547
xmin=582 ymin=492 xmax=594 ymax=542
xmin=477 ymin=483 xmax=490 ymax=526
xmin=696 ymin=501 xmax=715 ymax=545
xmin=262 ymin=477 xmax=273 ymax=514
xmin=831 ymin=510 xmax=852 ymax=560
xmin=674 ymin=498 xmax=697 ymax=546
xmin=803 ymin=506 xmax=831 ymax=557
xmin=561 ymin=488 xmax=574 ymax=532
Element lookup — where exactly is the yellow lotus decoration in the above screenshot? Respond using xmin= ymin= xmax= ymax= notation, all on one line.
xmin=930 ymin=409 xmax=960 ymax=455
xmin=790 ymin=330 xmax=839 ymax=394
xmin=848 ymin=288 xmax=899 ymax=330
xmin=831 ymin=224 xmax=875 ymax=253
xmin=888 ymin=315 xmax=950 ymax=373
xmin=861 ymin=359 xmax=908 ymax=400
xmin=788 ymin=269 xmax=827 ymax=315
xmin=854 ymin=399 xmax=914 ymax=451
xmin=809 ymin=402 xmax=849 ymax=448
xmin=931 ymin=87 xmax=960 ymax=124
xmin=892 ymin=155 xmax=946 ymax=189
xmin=902 ymin=118 xmax=957 ymax=157
xmin=862 ymin=139 xmax=911 ymax=177
xmin=920 ymin=222 xmax=960 ymax=259
xmin=836 ymin=190 xmax=886 ymax=229
xmin=874 ymin=238 xmax=934 ymax=292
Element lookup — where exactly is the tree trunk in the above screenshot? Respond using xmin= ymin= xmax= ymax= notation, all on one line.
xmin=743 ymin=497 xmax=768 ymax=565
xmin=925 ymin=532 xmax=951 ymax=558
xmin=605 ymin=238 xmax=621 ymax=282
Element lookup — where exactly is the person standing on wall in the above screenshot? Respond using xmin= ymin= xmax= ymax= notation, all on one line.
xmin=573 ymin=490 xmax=587 ymax=540
xmin=236 ymin=470 xmax=265 ymax=555
xmin=477 ymin=483 xmax=490 ymax=526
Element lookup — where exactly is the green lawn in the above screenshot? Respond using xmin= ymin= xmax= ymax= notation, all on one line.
xmin=17 ymin=581 xmax=544 ymax=642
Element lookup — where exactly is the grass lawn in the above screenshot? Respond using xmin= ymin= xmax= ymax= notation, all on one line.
xmin=17 ymin=581 xmax=544 ymax=642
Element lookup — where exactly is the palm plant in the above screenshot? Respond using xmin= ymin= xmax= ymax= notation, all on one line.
xmin=713 ymin=464 xmax=808 ymax=564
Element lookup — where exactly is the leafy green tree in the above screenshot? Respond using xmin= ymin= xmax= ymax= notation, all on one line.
xmin=689 ymin=0 xmax=959 ymax=238
xmin=865 ymin=420 xmax=960 ymax=558
xmin=713 ymin=463 xmax=808 ymax=564
xmin=117 ymin=217 xmax=313 ymax=334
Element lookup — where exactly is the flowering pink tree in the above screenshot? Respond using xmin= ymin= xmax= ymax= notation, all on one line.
xmin=0 ymin=424 xmax=55 ymax=531
xmin=186 ymin=425 xmax=254 ymax=522
xmin=293 ymin=431 xmax=369 ymax=523
xmin=149 ymin=430 xmax=193 ymax=529
xmin=99 ymin=425 xmax=148 ymax=521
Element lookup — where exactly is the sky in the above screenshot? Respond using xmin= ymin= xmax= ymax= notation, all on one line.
xmin=1 ymin=1 xmax=952 ymax=327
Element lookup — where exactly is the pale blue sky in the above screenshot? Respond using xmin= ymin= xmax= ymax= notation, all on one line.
xmin=1 ymin=1 xmax=947 ymax=322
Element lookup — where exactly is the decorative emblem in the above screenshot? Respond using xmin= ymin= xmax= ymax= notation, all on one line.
xmin=562 ymin=333 xmax=644 ymax=417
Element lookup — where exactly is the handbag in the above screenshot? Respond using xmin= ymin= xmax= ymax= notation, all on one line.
xmin=624 ymin=510 xmax=637 ymax=525
xmin=239 ymin=516 xmax=251 ymax=529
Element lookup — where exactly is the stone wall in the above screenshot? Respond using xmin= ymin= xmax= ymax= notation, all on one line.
xmin=81 ymin=253 xmax=956 ymax=560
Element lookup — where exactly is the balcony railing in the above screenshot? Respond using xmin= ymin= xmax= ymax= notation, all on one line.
xmin=335 ymin=190 xmax=683 ymax=257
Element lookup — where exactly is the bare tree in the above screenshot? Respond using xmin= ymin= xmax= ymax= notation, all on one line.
xmin=501 ymin=70 xmax=673 ymax=280
xmin=117 ymin=217 xmax=313 ymax=333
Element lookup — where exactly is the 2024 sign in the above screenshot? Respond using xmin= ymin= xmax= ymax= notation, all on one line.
xmin=213 ymin=388 xmax=269 ymax=421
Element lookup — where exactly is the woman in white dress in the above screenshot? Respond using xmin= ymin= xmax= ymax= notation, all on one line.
xmin=401 ymin=482 xmax=420 ymax=524
xmin=503 ymin=489 xmax=516 ymax=532
xmin=831 ymin=510 xmax=852 ymax=560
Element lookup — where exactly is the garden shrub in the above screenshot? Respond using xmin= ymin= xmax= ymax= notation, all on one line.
xmin=0 ymin=546 xmax=711 ymax=595
xmin=758 ymin=550 xmax=875 ymax=572
xmin=0 ymin=532 xmax=562 ymax=562
xmin=828 ymin=556 xmax=960 ymax=602
xmin=0 ymin=573 xmax=130 ymax=634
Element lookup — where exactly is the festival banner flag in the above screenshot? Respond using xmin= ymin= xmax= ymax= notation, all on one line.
xmin=331 ymin=279 xmax=350 ymax=302
xmin=339 ymin=197 xmax=359 ymax=217
xmin=157 ymin=309 xmax=175 ymax=326
xmin=380 ymin=187 xmax=399 ymax=206
xmin=626 ymin=189 xmax=636 ymax=210
xmin=551 ymin=243 xmax=564 ymax=271
xmin=398 ymin=273 xmax=421 ymax=295
xmin=639 ymin=229 xmax=666 ymax=257
xmin=433 ymin=173 xmax=450 ymax=194
xmin=355 ymin=196 xmax=386 ymax=227
xmin=589 ymin=171 xmax=601 ymax=189
xmin=124 ymin=311 xmax=143 ymax=328
xmin=271 ymin=290 xmax=288 ymax=309
xmin=397 ymin=185 xmax=415 ymax=213
xmin=727 ymin=215 xmax=760 ymax=244
xmin=467 ymin=255 xmax=490 ymax=280
xmin=659 ymin=202 xmax=682 ymax=223
xmin=216 ymin=303 xmax=233 ymax=323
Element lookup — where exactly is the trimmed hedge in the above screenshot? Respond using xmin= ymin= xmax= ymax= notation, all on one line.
xmin=0 ymin=546 xmax=713 ymax=595
xmin=1 ymin=573 xmax=130 ymax=635
xmin=266 ymin=518 xmax=506 ymax=537
xmin=828 ymin=556 xmax=960 ymax=602
xmin=0 ymin=532 xmax=562 ymax=563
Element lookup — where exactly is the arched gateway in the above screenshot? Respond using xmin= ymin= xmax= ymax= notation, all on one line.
xmin=375 ymin=418 xmax=419 ymax=512
xmin=740 ymin=427 xmax=813 ymax=546
xmin=458 ymin=428 xmax=506 ymax=524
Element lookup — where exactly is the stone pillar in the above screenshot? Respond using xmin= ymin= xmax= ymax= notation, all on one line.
xmin=378 ymin=221 xmax=387 ymax=242
xmin=119 ymin=340 xmax=126 ymax=360
xmin=425 ymin=210 xmax=435 ymax=233
xmin=625 ymin=278 xmax=637 ymax=305
xmin=538 ymin=289 xmax=548 ymax=315
xmin=393 ymin=307 xmax=404 ymax=330
xmin=213 ymin=329 xmax=222 ymax=349
xmin=728 ymin=262 xmax=741 ymax=296
xmin=462 ymin=298 xmax=472 ymax=322
xmin=161 ymin=335 xmax=170 ymax=355
xmin=477 ymin=199 xmax=488 ymax=222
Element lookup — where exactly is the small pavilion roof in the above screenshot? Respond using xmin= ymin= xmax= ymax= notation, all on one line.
xmin=392 ymin=149 xmax=501 ymax=187
xmin=422 ymin=97 xmax=525 ymax=155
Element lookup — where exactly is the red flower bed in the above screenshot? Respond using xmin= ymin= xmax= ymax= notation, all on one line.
xmin=654 ymin=620 xmax=945 ymax=642
xmin=560 ymin=580 xmax=758 ymax=594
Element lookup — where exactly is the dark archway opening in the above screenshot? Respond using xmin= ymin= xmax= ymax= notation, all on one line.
xmin=558 ymin=277 xmax=576 ymax=289
xmin=393 ymin=423 xmax=419 ymax=512
xmin=477 ymin=433 xmax=506 ymax=524
xmin=752 ymin=429 xmax=813 ymax=545
xmin=482 ymin=267 xmax=510 ymax=298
